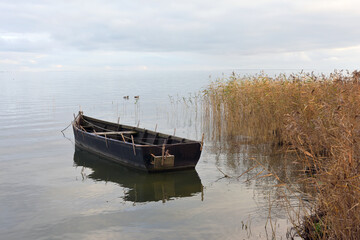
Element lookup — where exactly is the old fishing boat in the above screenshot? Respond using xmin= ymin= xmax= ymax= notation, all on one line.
xmin=72 ymin=112 xmax=203 ymax=172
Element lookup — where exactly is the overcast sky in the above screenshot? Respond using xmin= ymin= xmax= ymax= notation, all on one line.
xmin=1 ymin=0 xmax=360 ymax=72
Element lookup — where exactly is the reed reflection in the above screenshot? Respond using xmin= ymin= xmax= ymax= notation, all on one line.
xmin=73 ymin=147 xmax=203 ymax=203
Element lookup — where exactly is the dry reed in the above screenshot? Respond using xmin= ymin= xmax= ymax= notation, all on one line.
xmin=203 ymin=70 xmax=360 ymax=239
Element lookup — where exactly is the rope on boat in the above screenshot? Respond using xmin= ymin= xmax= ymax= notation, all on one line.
xmin=61 ymin=122 xmax=75 ymax=145
xmin=61 ymin=111 xmax=82 ymax=133
xmin=61 ymin=121 xmax=72 ymax=133
xmin=60 ymin=113 xmax=80 ymax=144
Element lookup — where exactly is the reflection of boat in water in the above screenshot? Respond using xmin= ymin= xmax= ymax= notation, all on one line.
xmin=73 ymin=147 xmax=203 ymax=203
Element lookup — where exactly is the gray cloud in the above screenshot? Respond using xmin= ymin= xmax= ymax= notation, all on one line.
xmin=1 ymin=0 xmax=360 ymax=70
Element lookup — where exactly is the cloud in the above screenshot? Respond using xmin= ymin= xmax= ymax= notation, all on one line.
xmin=0 ymin=33 xmax=52 ymax=52
xmin=0 ymin=59 xmax=19 ymax=65
xmin=0 ymin=0 xmax=360 ymax=71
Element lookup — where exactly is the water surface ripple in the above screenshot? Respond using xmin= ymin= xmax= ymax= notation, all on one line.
xmin=0 ymin=70 xmax=296 ymax=240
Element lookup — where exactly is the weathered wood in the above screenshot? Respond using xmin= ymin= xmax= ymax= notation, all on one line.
xmin=153 ymin=154 xmax=175 ymax=168
xmin=131 ymin=135 xmax=136 ymax=156
xmin=120 ymin=133 xmax=126 ymax=142
xmin=161 ymin=144 xmax=165 ymax=166
xmin=93 ymin=131 xmax=137 ymax=135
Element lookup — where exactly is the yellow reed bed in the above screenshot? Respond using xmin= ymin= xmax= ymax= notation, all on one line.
xmin=203 ymin=70 xmax=360 ymax=239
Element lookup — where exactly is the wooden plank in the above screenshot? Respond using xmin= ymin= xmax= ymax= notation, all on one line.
xmin=120 ymin=133 xmax=126 ymax=142
xmin=93 ymin=131 xmax=137 ymax=135
xmin=131 ymin=135 xmax=136 ymax=156
xmin=153 ymin=154 xmax=175 ymax=168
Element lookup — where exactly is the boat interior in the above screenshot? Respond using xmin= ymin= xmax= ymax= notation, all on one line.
xmin=75 ymin=114 xmax=189 ymax=146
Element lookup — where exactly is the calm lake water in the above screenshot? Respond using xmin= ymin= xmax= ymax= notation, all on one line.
xmin=0 ymin=70 xmax=299 ymax=240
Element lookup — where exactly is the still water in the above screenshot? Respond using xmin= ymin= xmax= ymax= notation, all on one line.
xmin=0 ymin=70 xmax=298 ymax=240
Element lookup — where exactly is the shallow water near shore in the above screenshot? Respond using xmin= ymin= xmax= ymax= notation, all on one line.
xmin=1 ymin=70 xmax=300 ymax=239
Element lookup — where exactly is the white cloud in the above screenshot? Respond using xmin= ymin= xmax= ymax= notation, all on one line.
xmin=0 ymin=59 xmax=19 ymax=65
xmin=295 ymin=0 xmax=360 ymax=13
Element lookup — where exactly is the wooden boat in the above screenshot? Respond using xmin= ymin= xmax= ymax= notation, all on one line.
xmin=72 ymin=112 xmax=203 ymax=172
xmin=73 ymin=146 xmax=203 ymax=202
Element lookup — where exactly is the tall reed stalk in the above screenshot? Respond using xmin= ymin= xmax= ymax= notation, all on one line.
xmin=203 ymin=70 xmax=360 ymax=239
